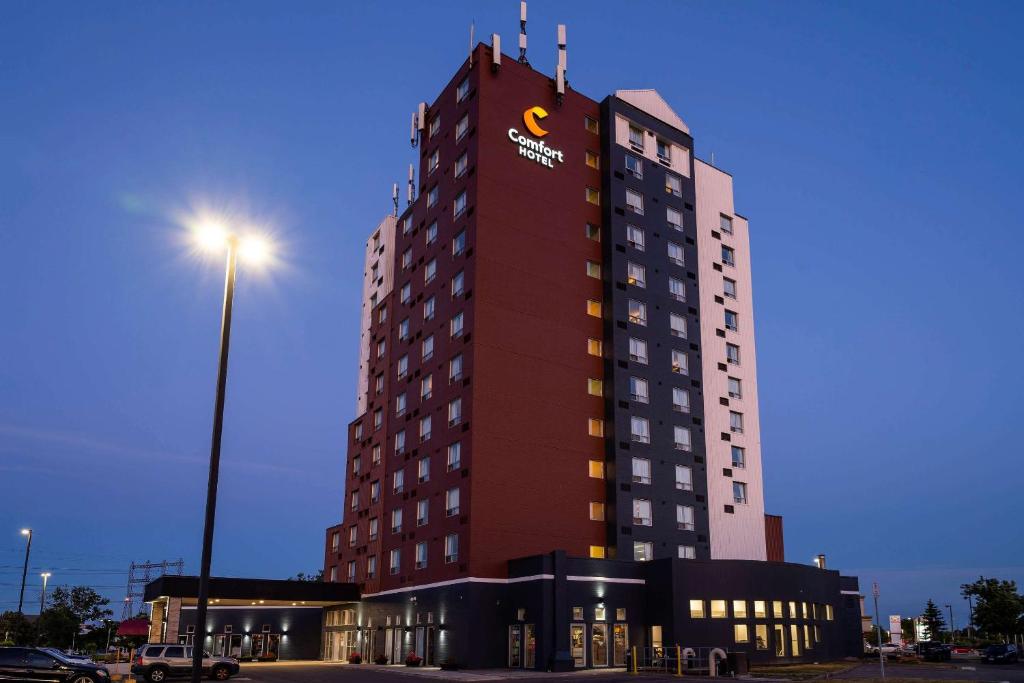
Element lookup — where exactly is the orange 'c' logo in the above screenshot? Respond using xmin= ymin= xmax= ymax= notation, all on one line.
xmin=523 ymin=106 xmax=549 ymax=137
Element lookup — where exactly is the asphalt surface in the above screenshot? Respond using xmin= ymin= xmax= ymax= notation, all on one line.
xmin=836 ymin=661 xmax=1024 ymax=682
xmin=228 ymin=663 xmax=666 ymax=683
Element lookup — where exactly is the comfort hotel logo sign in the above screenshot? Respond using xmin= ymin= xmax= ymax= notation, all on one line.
xmin=508 ymin=106 xmax=565 ymax=169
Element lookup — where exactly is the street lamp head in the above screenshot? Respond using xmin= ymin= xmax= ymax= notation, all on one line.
xmin=195 ymin=221 xmax=230 ymax=253
xmin=20 ymin=528 xmax=30 ymax=535
xmin=41 ymin=572 xmax=51 ymax=578
xmin=239 ymin=235 xmax=271 ymax=265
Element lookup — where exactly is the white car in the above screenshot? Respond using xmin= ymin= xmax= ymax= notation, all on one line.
xmin=865 ymin=642 xmax=901 ymax=656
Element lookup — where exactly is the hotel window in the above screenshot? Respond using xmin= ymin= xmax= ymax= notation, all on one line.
xmin=453 ymin=229 xmax=466 ymax=255
xmin=586 ymin=187 xmax=600 ymax=204
xmin=348 ymin=525 xmax=357 ymax=547
xmin=723 ymin=277 xmax=737 ymax=299
xmin=734 ymin=600 xmax=748 ymax=618
xmin=589 ymin=502 xmax=605 ymax=521
xmin=626 ymin=224 xmax=645 ymax=251
xmin=453 ymin=190 xmax=467 ymax=218
xmin=588 ymin=418 xmax=605 ymax=437
xmin=389 ymin=548 xmax=401 ymax=575
xmin=671 ymin=349 xmax=688 ymax=375
xmin=378 ymin=305 xmax=387 ymax=324
xmin=398 ymin=318 xmax=411 ymax=341
xmin=625 ymin=153 xmax=643 ymax=178
xmin=450 ymin=311 xmax=464 ymax=337
xmin=730 ymin=411 xmax=744 ymax=433
xmin=728 ymin=377 xmax=742 ymax=399
xmin=391 ymin=508 xmax=403 ymax=533
xmin=331 ymin=531 xmax=340 ymax=551
xmin=773 ymin=601 xmax=784 ymax=618
xmin=587 ymin=378 xmax=603 ymax=397
xmin=586 ymin=299 xmax=602 ymax=317
xmin=623 ymin=263 xmax=646 ymax=289
xmin=397 ymin=354 xmax=409 ymax=380
xmin=422 ymin=335 xmax=434 ymax=361
xmin=445 ymin=533 xmax=459 ymax=563
xmin=426 ymin=221 xmax=438 ymax=245
xmin=804 ymin=625 xmax=812 ymax=648
xmin=726 ymin=343 xmax=740 ymax=365
xmin=670 ymin=313 xmax=687 ymax=339
xmin=630 ymin=499 xmax=655 ymax=528
xmin=400 ymin=282 xmax=411 ymax=304
xmin=395 ymin=392 xmax=407 ymax=416
xmin=447 ymin=442 xmax=461 ymax=471
xmin=372 ymin=444 xmax=381 ymax=465
xmin=586 ymin=150 xmax=600 ymax=169
xmin=616 ymin=608 xmax=627 ymax=621
xmin=401 ymin=216 xmax=412 ymax=235
xmin=428 ymin=149 xmax=439 ymax=175
xmin=656 ymin=139 xmax=671 ymax=163
xmin=455 ymin=114 xmax=469 ymax=141
xmin=628 ymin=299 xmax=647 ymax=325
xmin=585 ymin=116 xmax=599 ymax=134
xmin=826 ymin=605 xmax=834 ymax=621
xmin=587 ymin=338 xmax=603 ymax=357
xmin=674 ymin=425 xmax=692 ymax=452
xmin=415 ymin=542 xmax=427 ymax=569
xmin=373 ymin=408 xmax=383 ymax=430
xmin=675 ymin=464 xmax=693 ymax=491
xmin=451 ymin=271 xmax=465 ymax=297
xmin=630 ymin=376 xmax=649 ymax=403
xmin=672 ymin=387 xmax=690 ymax=413
xmin=370 ymin=479 xmax=381 ymax=503
xmin=585 ymin=223 xmax=601 ymax=241
xmin=421 ymin=374 xmax=433 ymax=401
xmin=371 ymin=261 xmax=380 ymax=281
xmin=395 ymin=429 xmax=406 ymax=454
xmin=592 ymin=547 xmax=606 ymax=559
xmin=667 ymin=206 xmax=683 ymax=230
xmin=454 ymin=151 xmax=468 ymax=178
xmin=626 ymin=189 xmax=644 ymax=215
xmin=429 ymin=114 xmax=440 ymax=138
xmin=368 ymin=517 xmax=379 ymax=541
xmin=586 ymin=261 xmax=601 ymax=279
xmin=710 ymin=600 xmax=728 ymax=619
xmin=449 ymin=353 xmax=463 ymax=382
xmin=448 ymin=398 xmax=462 ymax=426
xmin=423 ymin=296 xmax=436 ymax=321
xmin=366 ymin=555 xmax=377 ymax=579
xmin=594 ymin=605 xmax=607 ymax=621
xmin=457 ymin=76 xmax=470 ymax=102
xmin=678 ymin=545 xmax=696 ymax=559
xmin=632 ymin=456 xmax=651 ymax=485
xmin=427 ymin=185 xmax=438 ymax=208
xmin=375 ymin=374 xmax=384 ymax=394
xmin=376 ymin=339 xmax=386 ymax=359
xmin=445 ymin=487 xmax=460 ymax=516
xmin=630 ymin=416 xmax=650 ymax=444
xmin=755 ymin=624 xmax=768 ymax=650
xmin=754 ymin=600 xmax=767 ymax=618
xmin=722 ymin=245 xmax=736 ymax=266
xmin=733 ymin=481 xmax=748 ymax=504
xmin=677 ymin=504 xmax=695 ymax=531
xmin=355 ymin=422 xmax=364 ymax=441
xmin=725 ymin=309 xmax=738 ymax=332
xmin=401 ymin=247 xmax=412 ymax=269
xmin=665 ymin=172 xmax=682 ymax=197
xmin=668 ymin=241 xmax=684 ymax=266
xmin=720 ymin=214 xmax=734 ymax=234
xmin=734 ymin=624 xmax=749 ymax=644
xmin=732 ymin=446 xmax=746 ymax=469
xmin=633 ymin=540 xmax=653 ymax=561
xmin=628 ymin=124 xmax=644 ymax=149
xmin=689 ymin=600 xmax=705 ymax=618
xmin=349 ymin=490 xmax=359 ymax=511
xmin=351 ymin=455 xmax=361 ymax=475
xmin=347 ymin=561 xmax=356 ymax=582
xmin=393 ymin=469 xmax=405 ymax=494
xmin=629 ymin=337 xmax=648 ymax=364
xmin=665 ymin=278 xmax=685 ymax=304
xmin=589 ymin=460 xmax=605 ymax=479
xmin=419 ymin=415 xmax=431 ymax=442
xmin=789 ymin=601 xmax=798 ymax=618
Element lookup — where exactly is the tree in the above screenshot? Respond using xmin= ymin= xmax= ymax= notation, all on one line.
xmin=0 ymin=611 xmax=36 ymax=646
xmin=921 ymin=599 xmax=946 ymax=641
xmin=36 ymin=606 xmax=78 ymax=648
xmin=288 ymin=570 xmax=323 ymax=582
xmin=900 ymin=617 xmax=916 ymax=643
xmin=48 ymin=586 xmax=112 ymax=625
xmin=961 ymin=576 xmax=1024 ymax=638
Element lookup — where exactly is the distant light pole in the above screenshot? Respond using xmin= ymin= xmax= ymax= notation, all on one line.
xmin=17 ymin=529 xmax=32 ymax=614
xmin=873 ymin=582 xmax=885 ymax=680
xmin=965 ymin=595 xmax=974 ymax=640
xmin=188 ymin=222 xmax=272 ymax=683
xmin=945 ymin=604 xmax=955 ymax=643
xmin=39 ymin=572 xmax=51 ymax=614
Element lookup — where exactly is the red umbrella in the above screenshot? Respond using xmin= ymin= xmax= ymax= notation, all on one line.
xmin=117 ymin=618 xmax=150 ymax=637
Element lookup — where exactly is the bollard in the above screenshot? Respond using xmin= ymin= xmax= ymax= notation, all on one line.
xmin=631 ymin=646 xmax=638 ymax=674
xmin=676 ymin=645 xmax=682 ymax=677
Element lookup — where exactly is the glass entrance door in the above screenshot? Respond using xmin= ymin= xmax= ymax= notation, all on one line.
xmin=774 ymin=625 xmax=785 ymax=656
xmin=384 ymin=630 xmax=393 ymax=663
xmin=612 ymin=624 xmax=628 ymax=666
xmin=591 ymin=624 xmax=608 ymax=667
xmin=508 ymin=625 xmax=522 ymax=667
xmin=524 ymin=624 xmax=536 ymax=669
xmin=228 ymin=635 xmax=242 ymax=658
xmin=570 ymin=624 xmax=585 ymax=667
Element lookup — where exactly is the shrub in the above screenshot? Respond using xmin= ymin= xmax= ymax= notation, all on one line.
xmin=348 ymin=652 xmax=362 ymax=664
xmin=404 ymin=651 xmax=422 ymax=667
xmin=374 ymin=654 xmax=388 ymax=665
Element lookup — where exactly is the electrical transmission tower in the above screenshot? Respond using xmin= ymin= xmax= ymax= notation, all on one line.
xmin=122 ymin=559 xmax=184 ymax=620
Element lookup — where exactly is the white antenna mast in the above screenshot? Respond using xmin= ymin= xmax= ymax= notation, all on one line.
xmin=392 ymin=183 xmax=399 ymax=217
xmin=469 ymin=21 xmax=475 ymax=67
xmin=518 ymin=1 xmax=528 ymax=64
xmin=410 ymin=111 xmax=418 ymax=147
xmin=491 ymin=33 xmax=502 ymax=72
xmin=556 ymin=24 xmax=567 ymax=104
xmin=407 ymin=164 xmax=415 ymax=206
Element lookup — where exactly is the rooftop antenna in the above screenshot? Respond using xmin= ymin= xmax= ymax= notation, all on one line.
xmin=518 ymin=1 xmax=528 ymax=64
xmin=410 ymin=111 xmax=418 ymax=147
xmin=392 ymin=183 xmax=399 ymax=217
xmin=407 ymin=164 xmax=415 ymax=206
xmin=491 ymin=33 xmax=502 ymax=72
xmin=469 ymin=21 xmax=475 ymax=67
xmin=556 ymin=24 xmax=567 ymax=105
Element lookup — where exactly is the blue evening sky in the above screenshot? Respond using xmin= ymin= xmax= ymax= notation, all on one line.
xmin=2 ymin=1 xmax=1022 ymax=624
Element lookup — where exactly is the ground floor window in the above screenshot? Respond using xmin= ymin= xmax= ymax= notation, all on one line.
xmin=525 ymin=624 xmax=536 ymax=668
xmin=774 ymin=625 xmax=785 ymax=657
xmin=509 ymin=625 xmax=522 ymax=667
xmin=570 ymin=623 xmax=585 ymax=667
xmin=591 ymin=624 xmax=608 ymax=667
xmin=612 ymin=624 xmax=628 ymax=666
xmin=789 ymin=625 xmax=801 ymax=656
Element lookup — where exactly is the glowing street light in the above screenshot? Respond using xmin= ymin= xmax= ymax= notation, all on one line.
xmin=17 ymin=528 xmax=32 ymax=614
xmin=188 ymin=218 xmax=274 ymax=683
xmin=39 ymin=572 xmax=52 ymax=614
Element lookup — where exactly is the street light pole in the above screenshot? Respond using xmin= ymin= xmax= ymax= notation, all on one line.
xmin=945 ymin=604 xmax=954 ymax=644
xmin=39 ymin=572 xmax=51 ymax=614
xmin=17 ymin=529 xmax=32 ymax=614
xmin=965 ymin=595 xmax=974 ymax=640
xmin=873 ymin=582 xmax=885 ymax=680
xmin=190 ymin=236 xmax=238 ymax=683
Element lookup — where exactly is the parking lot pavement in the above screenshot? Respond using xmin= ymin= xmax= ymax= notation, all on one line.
xmin=836 ymin=661 xmax=1024 ymax=682
xmin=232 ymin=663 xmax=653 ymax=683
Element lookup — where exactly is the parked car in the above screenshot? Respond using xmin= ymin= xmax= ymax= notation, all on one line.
xmin=0 ymin=646 xmax=111 ymax=683
xmin=983 ymin=644 xmax=1019 ymax=664
xmin=866 ymin=642 xmax=902 ymax=656
xmin=917 ymin=641 xmax=952 ymax=661
xmin=131 ymin=644 xmax=239 ymax=682
xmin=40 ymin=648 xmax=94 ymax=664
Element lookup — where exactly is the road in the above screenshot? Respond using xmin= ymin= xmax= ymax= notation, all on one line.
xmin=837 ymin=661 xmax=1024 ymax=682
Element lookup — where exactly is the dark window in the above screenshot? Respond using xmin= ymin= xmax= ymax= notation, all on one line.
xmin=26 ymin=652 xmax=57 ymax=668
xmin=164 ymin=646 xmax=185 ymax=658
xmin=144 ymin=647 xmax=165 ymax=657
xmin=0 ymin=649 xmax=27 ymax=666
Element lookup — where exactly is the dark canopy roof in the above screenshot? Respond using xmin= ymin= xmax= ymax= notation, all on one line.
xmin=143 ymin=575 xmax=359 ymax=604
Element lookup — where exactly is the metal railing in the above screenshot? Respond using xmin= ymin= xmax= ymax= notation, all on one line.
xmin=627 ymin=645 xmax=730 ymax=676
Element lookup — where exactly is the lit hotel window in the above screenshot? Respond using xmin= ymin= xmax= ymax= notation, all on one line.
xmin=627 ymin=262 xmax=645 ymax=288
xmin=625 ymin=189 xmax=644 ymax=215
xmin=710 ymin=600 xmax=728 ymax=618
xmin=633 ymin=541 xmax=653 ymax=562
xmin=665 ymin=173 xmax=682 ymax=197
xmin=589 ymin=546 xmax=605 ymax=559
xmin=586 ymin=300 xmax=602 ymax=318
xmin=588 ymin=460 xmax=604 ymax=479
xmin=689 ymin=600 xmax=705 ymax=618
xmin=628 ymin=299 xmax=647 ymax=326
xmin=587 ymin=338 xmax=603 ymax=357
xmin=587 ymin=418 xmax=604 ymax=438
xmin=586 ymin=261 xmax=601 ymax=279
xmin=754 ymin=601 xmax=767 ymax=618
xmin=587 ymin=378 xmax=603 ymax=397
xmin=589 ymin=502 xmax=604 ymax=521
xmin=734 ymin=625 xmax=749 ymax=644
xmin=584 ymin=116 xmax=599 ymax=134
xmin=586 ymin=187 xmax=600 ymax=205
xmin=586 ymin=150 xmax=599 ymax=169
xmin=671 ymin=350 xmax=688 ymax=375
xmin=734 ymin=600 xmax=748 ymax=619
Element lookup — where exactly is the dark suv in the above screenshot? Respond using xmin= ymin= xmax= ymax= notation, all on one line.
xmin=984 ymin=644 xmax=1019 ymax=664
xmin=0 ymin=647 xmax=111 ymax=683
xmin=131 ymin=644 xmax=239 ymax=682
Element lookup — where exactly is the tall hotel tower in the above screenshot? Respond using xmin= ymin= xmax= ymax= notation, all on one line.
xmin=324 ymin=28 xmax=861 ymax=670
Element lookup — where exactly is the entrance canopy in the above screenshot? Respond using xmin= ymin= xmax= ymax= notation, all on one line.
xmin=143 ymin=575 xmax=360 ymax=607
